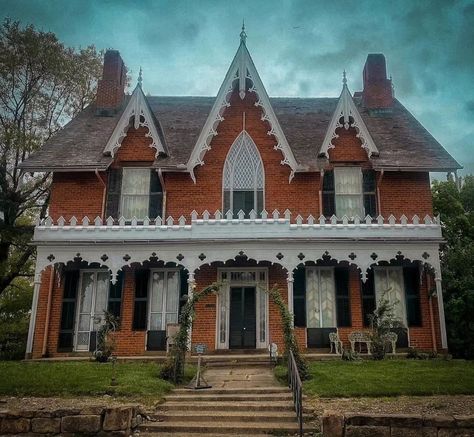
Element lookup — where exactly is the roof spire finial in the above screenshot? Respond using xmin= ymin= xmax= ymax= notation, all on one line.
xmin=342 ymin=70 xmax=347 ymax=86
xmin=240 ymin=19 xmax=247 ymax=44
xmin=138 ymin=67 xmax=143 ymax=88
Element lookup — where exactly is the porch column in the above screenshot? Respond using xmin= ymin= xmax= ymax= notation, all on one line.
xmin=287 ymin=270 xmax=294 ymax=327
xmin=435 ymin=276 xmax=448 ymax=350
xmin=187 ymin=272 xmax=196 ymax=351
xmin=25 ymin=265 xmax=43 ymax=358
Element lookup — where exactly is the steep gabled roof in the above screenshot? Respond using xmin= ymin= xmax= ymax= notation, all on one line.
xmin=319 ymin=73 xmax=379 ymax=159
xmin=103 ymin=78 xmax=167 ymax=157
xmin=186 ymin=26 xmax=299 ymax=182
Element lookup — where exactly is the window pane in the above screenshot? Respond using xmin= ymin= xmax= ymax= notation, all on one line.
xmin=374 ymin=268 xmax=406 ymax=326
xmin=150 ymin=272 xmax=164 ymax=313
xmin=166 ymin=271 xmax=179 ymax=313
xmin=233 ymin=190 xmax=254 ymax=215
xmin=306 ymin=268 xmax=320 ymax=328
xmin=336 ymin=195 xmax=363 ymax=218
xmin=79 ymin=273 xmax=94 ymax=313
xmin=320 ymin=269 xmax=336 ymax=327
xmin=122 ymin=168 xmax=150 ymax=194
xmin=149 ymin=313 xmax=162 ymax=330
xmin=95 ymin=272 xmax=109 ymax=316
xmin=335 ymin=167 xmax=362 ymax=195
xmin=122 ymin=194 xmax=149 ymax=219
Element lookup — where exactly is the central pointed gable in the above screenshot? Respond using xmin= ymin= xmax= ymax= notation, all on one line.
xmin=186 ymin=29 xmax=298 ymax=182
xmin=319 ymin=75 xmax=379 ymax=159
xmin=103 ymin=80 xmax=167 ymax=158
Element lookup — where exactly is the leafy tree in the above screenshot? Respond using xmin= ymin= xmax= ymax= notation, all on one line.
xmin=0 ymin=277 xmax=32 ymax=359
xmin=432 ymin=175 xmax=474 ymax=358
xmin=0 ymin=19 xmax=102 ymax=296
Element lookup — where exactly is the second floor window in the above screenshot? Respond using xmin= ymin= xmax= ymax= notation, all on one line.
xmin=323 ymin=167 xmax=377 ymax=218
xmin=223 ymin=131 xmax=264 ymax=216
xmin=106 ymin=168 xmax=163 ymax=220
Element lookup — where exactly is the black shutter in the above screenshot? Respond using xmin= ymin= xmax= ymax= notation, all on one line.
xmin=148 ymin=170 xmax=163 ymax=219
xmin=106 ymin=168 xmax=122 ymax=219
xmin=404 ymin=265 xmax=422 ymax=327
xmin=133 ymin=269 xmax=149 ymax=330
xmin=322 ymin=171 xmax=335 ymax=217
xmin=363 ymin=170 xmax=377 ymax=217
xmin=58 ymin=270 xmax=80 ymax=352
xmin=361 ymin=269 xmax=376 ymax=327
xmin=108 ymin=270 xmax=124 ymax=320
xmin=293 ymin=266 xmax=306 ymax=327
xmin=179 ymin=269 xmax=189 ymax=319
xmin=335 ymin=267 xmax=351 ymax=327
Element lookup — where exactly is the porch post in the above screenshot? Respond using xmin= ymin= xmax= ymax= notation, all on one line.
xmin=25 ymin=265 xmax=43 ymax=358
xmin=187 ymin=272 xmax=196 ymax=351
xmin=287 ymin=270 xmax=294 ymax=327
xmin=435 ymin=276 xmax=448 ymax=350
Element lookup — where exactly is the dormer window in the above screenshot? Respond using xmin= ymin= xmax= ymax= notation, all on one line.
xmin=106 ymin=168 xmax=163 ymax=220
xmin=223 ymin=131 xmax=264 ymax=216
xmin=323 ymin=168 xmax=377 ymax=218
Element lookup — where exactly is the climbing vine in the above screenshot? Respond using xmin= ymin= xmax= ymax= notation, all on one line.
xmin=267 ymin=284 xmax=309 ymax=380
xmin=160 ymin=282 xmax=221 ymax=383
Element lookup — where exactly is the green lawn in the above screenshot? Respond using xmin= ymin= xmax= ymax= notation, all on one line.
xmin=276 ymin=359 xmax=474 ymax=397
xmin=0 ymin=361 xmax=192 ymax=402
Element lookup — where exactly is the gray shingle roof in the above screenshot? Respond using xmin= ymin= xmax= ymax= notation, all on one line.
xmin=20 ymin=95 xmax=461 ymax=172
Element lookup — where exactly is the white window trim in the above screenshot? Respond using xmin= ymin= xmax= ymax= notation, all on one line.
xmin=146 ymin=268 xmax=181 ymax=333
xmin=74 ymin=269 xmax=110 ymax=352
xmin=216 ymin=267 xmax=268 ymax=350
xmin=334 ymin=166 xmax=364 ymax=218
xmin=119 ymin=167 xmax=151 ymax=220
xmin=305 ymin=266 xmax=337 ymax=328
xmin=222 ymin=131 xmax=265 ymax=215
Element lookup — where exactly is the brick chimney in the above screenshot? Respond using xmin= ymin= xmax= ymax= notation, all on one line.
xmin=96 ymin=50 xmax=126 ymax=115
xmin=362 ymin=54 xmax=393 ymax=109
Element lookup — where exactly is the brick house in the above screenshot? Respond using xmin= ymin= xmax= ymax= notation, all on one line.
xmin=22 ymin=30 xmax=461 ymax=359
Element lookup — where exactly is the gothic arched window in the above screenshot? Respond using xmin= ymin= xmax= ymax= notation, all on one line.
xmin=223 ymin=131 xmax=264 ymax=216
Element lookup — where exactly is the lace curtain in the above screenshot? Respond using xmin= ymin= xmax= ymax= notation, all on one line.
xmin=121 ymin=168 xmax=150 ymax=219
xmin=306 ymin=267 xmax=336 ymax=328
xmin=334 ymin=167 xmax=363 ymax=218
xmin=374 ymin=267 xmax=407 ymax=325
xmin=149 ymin=270 xmax=180 ymax=331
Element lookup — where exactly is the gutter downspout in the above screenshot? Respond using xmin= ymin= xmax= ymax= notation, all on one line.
xmin=95 ymin=169 xmax=107 ymax=220
xmin=158 ymin=168 xmax=166 ymax=219
xmin=41 ymin=266 xmax=55 ymax=357
xmin=376 ymin=169 xmax=384 ymax=215
xmin=318 ymin=170 xmax=324 ymax=216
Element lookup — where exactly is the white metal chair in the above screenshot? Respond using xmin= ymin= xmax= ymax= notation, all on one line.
xmin=348 ymin=331 xmax=372 ymax=354
xmin=329 ymin=332 xmax=343 ymax=355
xmin=382 ymin=332 xmax=398 ymax=354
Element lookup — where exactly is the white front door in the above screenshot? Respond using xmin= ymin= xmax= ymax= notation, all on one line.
xmin=306 ymin=267 xmax=337 ymax=328
xmin=74 ymin=270 xmax=109 ymax=351
xmin=148 ymin=269 xmax=180 ymax=331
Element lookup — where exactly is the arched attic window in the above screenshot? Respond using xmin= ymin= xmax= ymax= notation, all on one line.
xmin=223 ymin=131 xmax=264 ymax=216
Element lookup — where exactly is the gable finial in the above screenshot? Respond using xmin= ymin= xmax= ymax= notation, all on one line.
xmin=342 ymin=70 xmax=347 ymax=86
xmin=138 ymin=67 xmax=143 ymax=88
xmin=240 ymin=19 xmax=247 ymax=44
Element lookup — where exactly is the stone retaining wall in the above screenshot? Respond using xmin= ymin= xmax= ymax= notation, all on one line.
xmin=322 ymin=411 xmax=474 ymax=437
xmin=0 ymin=405 xmax=144 ymax=435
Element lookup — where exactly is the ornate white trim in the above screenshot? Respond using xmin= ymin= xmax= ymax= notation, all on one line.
xmin=320 ymin=74 xmax=379 ymax=159
xmin=186 ymin=37 xmax=298 ymax=182
xmin=103 ymin=83 xmax=166 ymax=157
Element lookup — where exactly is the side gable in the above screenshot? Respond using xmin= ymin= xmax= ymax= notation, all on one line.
xmin=103 ymin=77 xmax=167 ymax=158
xmin=319 ymin=74 xmax=379 ymax=159
xmin=186 ymin=27 xmax=299 ymax=182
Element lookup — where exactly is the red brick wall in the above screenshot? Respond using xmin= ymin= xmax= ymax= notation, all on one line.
xmin=112 ymin=126 xmax=156 ymax=165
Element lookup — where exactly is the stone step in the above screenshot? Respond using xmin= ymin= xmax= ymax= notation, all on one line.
xmin=173 ymin=386 xmax=290 ymax=395
xmin=140 ymin=420 xmax=308 ymax=435
xmin=140 ymin=433 xmax=272 ymax=437
xmin=153 ymin=410 xmax=310 ymax=423
xmin=205 ymin=360 xmax=273 ymax=367
xmin=164 ymin=392 xmax=293 ymax=402
xmin=161 ymin=401 xmax=298 ymax=412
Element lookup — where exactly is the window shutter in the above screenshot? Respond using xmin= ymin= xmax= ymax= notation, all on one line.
xmin=363 ymin=170 xmax=377 ymax=217
xmin=361 ymin=269 xmax=376 ymax=327
xmin=335 ymin=267 xmax=351 ymax=327
xmin=293 ymin=266 xmax=306 ymax=327
xmin=133 ymin=269 xmax=149 ymax=330
xmin=148 ymin=170 xmax=163 ymax=219
xmin=404 ymin=265 xmax=422 ymax=326
xmin=108 ymin=270 xmax=124 ymax=320
xmin=322 ymin=171 xmax=335 ymax=217
xmin=58 ymin=270 xmax=80 ymax=351
xmin=179 ymin=268 xmax=189 ymax=318
xmin=106 ymin=168 xmax=122 ymax=219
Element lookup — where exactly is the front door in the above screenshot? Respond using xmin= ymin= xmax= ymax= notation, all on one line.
xmin=229 ymin=287 xmax=256 ymax=349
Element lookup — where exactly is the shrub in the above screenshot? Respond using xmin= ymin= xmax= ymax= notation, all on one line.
xmin=92 ymin=311 xmax=118 ymax=362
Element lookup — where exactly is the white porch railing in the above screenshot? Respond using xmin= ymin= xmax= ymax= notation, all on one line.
xmin=33 ymin=211 xmax=443 ymax=243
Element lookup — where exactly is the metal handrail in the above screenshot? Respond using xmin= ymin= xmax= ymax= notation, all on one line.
xmin=288 ymin=349 xmax=303 ymax=437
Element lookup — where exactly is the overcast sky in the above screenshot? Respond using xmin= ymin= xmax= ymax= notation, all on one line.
xmin=1 ymin=0 xmax=473 ymax=173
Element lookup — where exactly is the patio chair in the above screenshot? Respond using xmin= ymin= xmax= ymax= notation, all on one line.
xmin=329 ymin=332 xmax=343 ymax=354
xmin=382 ymin=332 xmax=398 ymax=354
xmin=348 ymin=331 xmax=371 ymax=354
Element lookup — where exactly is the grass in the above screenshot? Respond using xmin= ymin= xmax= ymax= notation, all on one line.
xmin=275 ymin=359 xmax=474 ymax=397
xmin=0 ymin=361 xmax=195 ymax=402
